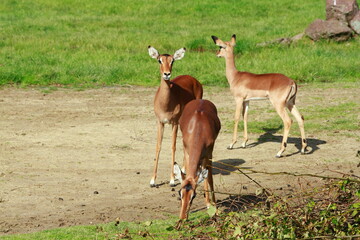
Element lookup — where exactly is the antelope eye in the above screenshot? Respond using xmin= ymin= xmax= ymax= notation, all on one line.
xmin=158 ymin=59 xmax=162 ymax=64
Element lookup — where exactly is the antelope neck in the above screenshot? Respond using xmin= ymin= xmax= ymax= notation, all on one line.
xmin=159 ymin=77 xmax=172 ymax=93
xmin=224 ymin=52 xmax=237 ymax=86
xmin=156 ymin=77 xmax=173 ymax=106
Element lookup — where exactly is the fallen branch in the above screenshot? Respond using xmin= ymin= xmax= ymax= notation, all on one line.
xmin=256 ymin=33 xmax=305 ymax=47
xmin=237 ymin=168 xmax=272 ymax=196
xmin=213 ymin=161 xmax=360 ymax=183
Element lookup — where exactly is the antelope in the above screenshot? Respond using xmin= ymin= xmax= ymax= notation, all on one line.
xmin=211 ymin=34 xmax=307 ymax=157
xmin=174 ymin=99 xmax=221 ymax=220
xmin=148 ymin=46 xmax=203 ymax=187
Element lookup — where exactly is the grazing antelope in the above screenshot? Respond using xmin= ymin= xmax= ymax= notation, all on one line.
xmin=148 ymin=46 xmax=203 ymax=187
xmin=174 ymin=99 xmax=221 ymax=219
xmin=211 ymin=34 xmax=307 ymax=157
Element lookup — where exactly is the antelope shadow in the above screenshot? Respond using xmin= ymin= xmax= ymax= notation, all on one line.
xmin=190 ymin=193 xmax=267 ymax=215
xmin=231 ymin=125 xmax=326 ymax=156
xmin=218 ymin=194 xmax=268 ymax=213
xmin=211 ymin=159 xmax=267 ymax=213
xmin=212 ymin=158 xmax=246 ymax=175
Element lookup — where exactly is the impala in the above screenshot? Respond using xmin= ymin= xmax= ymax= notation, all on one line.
xmin=211 ymin=35 xmax=307 ymax=157
xmin=174 ymin=99 xmax=221 ymax=219
xmin=148 ymin=46 xmax=203 ymax=187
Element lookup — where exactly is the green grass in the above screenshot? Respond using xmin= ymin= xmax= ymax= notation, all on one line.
xmin=0 ymin=212 xmax=214 ymax=240
xmin=305 ymin=102 xmax=359 ymax=133
xmin=224 ymin=99 xmax=359 ymax=138
xmin=1 ymin=0 xmax=359 ymax=87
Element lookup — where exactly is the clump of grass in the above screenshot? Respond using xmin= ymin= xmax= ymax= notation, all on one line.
xmin=1 ymin=0 xmax=359 ymax=87
xmin=223 ymin=180 xmax=360 ymax=239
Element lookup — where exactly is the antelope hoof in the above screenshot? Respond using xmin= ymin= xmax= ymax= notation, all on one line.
xmin=275 ymin=150 xmax=284 ymax=158
xmin=227 ymin=143 xmax=234 ymax=150
xmin=150 ymin=179 xmax=156 ymax=188
xmin=300 ymin=144 xmax=308 ymax=155
xmin=241 ymin=142 xmax=246 ymax=148
xmin=175 ymin=219 xmax=185 ymax=230
xmin=276 ymin=146 xmax=286 ymax=157
xmin=169 ymin=179 xmax=176 ymax=187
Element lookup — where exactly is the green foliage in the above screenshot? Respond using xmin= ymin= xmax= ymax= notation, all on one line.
xmin=224 ymin=180 xmax=360 ymax=239
xmin=1 ymin=0 xmax=359 ymax=87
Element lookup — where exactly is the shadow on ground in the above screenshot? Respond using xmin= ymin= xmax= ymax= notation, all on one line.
xmin=212 ymin=158 xmax=246 ymax=175
xmin=230 ymin=126 xmax=327 ymax=156
xmin=218 ymin=194 xmax=267 ymax=213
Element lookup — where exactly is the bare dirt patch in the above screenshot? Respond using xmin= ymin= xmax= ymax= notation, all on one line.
xmin=0 ymin=85 xmax=359 ymax=235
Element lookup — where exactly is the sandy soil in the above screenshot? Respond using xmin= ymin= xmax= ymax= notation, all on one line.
xmin=0 ymin=85 xmax=359 ymax=235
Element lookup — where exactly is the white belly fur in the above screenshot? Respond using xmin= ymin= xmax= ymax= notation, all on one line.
xmin=245 ymin=97 xmax=268 ymax=101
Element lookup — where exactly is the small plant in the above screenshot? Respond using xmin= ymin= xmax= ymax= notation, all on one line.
xmin=211 ymin=179 xmax=359 ymax=239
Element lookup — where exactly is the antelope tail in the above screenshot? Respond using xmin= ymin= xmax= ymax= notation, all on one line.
xmin=286 ymin=82 xmax=297 ymax=105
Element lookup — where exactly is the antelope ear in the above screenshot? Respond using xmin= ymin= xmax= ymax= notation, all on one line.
xmin=173 ymin=48 xmax=186 ymax=60
xmin=197 ymin=168 xmax=208 ymax=184
xmin=211 ymin=36 xmax=227 ymax=48
xmin=174 ymin=163 xmax=185 ymax=183
xmin=230 ymin=34 xmax=236 ymax=46
xmin=148 ymin=46 xmax=159 ymax=59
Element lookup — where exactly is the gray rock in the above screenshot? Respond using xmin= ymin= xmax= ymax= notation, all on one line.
xmin=326 ymin=0 xmax=359 ymax=22
xmin=305 ymin=19 xmax=354 ymax=41
xmin=350 ymin=11 xmax=360 ymax=33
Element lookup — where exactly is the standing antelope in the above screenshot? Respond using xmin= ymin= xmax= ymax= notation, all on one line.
xmin=174 ymin=99 xmax=221 ymax=219
xmin=148 ymin=46 xmax=203 ymax=187
xmin=211 ymin=35 xmax=307 ymax=157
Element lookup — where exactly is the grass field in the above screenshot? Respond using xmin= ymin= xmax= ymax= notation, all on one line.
xmin=1 ymin=0 xmax=359 ymax=87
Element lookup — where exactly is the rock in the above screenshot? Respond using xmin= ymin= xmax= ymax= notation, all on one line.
xmin=305 ymin=19 xmax=353 ymax=41
xmin=326 ymin=0 xmax=359 ymax=22
xmin=350 ymin=11 xmax=360 ymax=33
xmin=291 ymin=32 xmax=305 ymax=41
xmin=256 ymin=33 xmax=305 ymax=47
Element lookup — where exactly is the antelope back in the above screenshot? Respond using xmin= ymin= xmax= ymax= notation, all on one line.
xmin=171 ymin=75 xmax=203 ymax=103
xmin=180 ymin=99 xmax=221 ymax=149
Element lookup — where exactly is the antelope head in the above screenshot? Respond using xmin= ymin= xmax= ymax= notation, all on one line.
xmin=148 ymin=46 xmax=186 ymax=81
xmin=211 ymin=34 xmax=236 ymax=58
xmin=174 ymin=163 xmax=208 ymax=219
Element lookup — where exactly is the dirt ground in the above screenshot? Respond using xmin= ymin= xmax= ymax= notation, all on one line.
xmin=0 ymin=84 xmax=359 ymax=235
